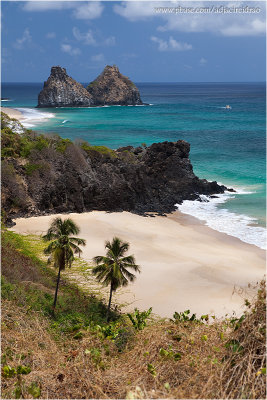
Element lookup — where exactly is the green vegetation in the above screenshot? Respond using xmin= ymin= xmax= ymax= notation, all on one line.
xmin=1 ymin=113 xmax=118 ymax=161
xmin=92 ymin=237 xmax=140 ymax=321
xmin=24 ymin=163 xmax=43 ymax=176
xmin=81 ymin=142 xmax=117 ymax=158
xmin=127 ymin=307 xmax=152 ymax=330
xmin=1 ymin=225 xmax=266 ymax=398
xmin=42 ymin=217 xmax=86 ymax=312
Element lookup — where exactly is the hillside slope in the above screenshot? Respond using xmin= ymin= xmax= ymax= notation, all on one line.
xmin=1 ymin=229 xmax=266 ymax=399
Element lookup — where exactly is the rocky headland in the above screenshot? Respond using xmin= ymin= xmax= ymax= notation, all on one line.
xmin=86 ymin=65 xmax=143 ymax=106
xmin=37 ymin=65 xmax=143 ymax=108
xmin=37 ymin=66 xmax=94 ymax=107
xmin=1 ymin=113 xmax=229 ymax=222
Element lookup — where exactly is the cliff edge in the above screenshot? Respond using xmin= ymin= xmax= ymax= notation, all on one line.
xmin=1 ymin=118 xmax=227 ymax=220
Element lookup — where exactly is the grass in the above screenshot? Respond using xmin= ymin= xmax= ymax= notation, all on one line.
xmin=81 ymin=142 xmax=117 ymax=159
xmin=1 ymin=228 xmax=266 ymax=399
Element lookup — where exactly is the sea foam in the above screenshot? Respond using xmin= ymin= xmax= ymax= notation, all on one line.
xmin=16 ymin=107 xmax=55 ymax=128
xmin=176 ymin=190 xmax=266 ymax=250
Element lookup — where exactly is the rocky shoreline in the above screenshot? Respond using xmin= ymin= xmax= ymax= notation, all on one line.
xmin=2 ymin=114 xmax=233 ymax=225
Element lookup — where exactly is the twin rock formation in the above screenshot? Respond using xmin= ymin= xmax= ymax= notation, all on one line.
xmin=37 ymin=65 xmax=143 ymax=107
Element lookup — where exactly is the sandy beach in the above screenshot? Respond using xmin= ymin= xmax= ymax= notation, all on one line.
xmin=11 ymin=211 xmax=266 ymax=318
xmin=1 ymin=106 xmax=25 ymax=121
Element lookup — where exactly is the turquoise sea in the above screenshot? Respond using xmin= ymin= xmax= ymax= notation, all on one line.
xmin=1 ymin=82 xmax=266 ymax=249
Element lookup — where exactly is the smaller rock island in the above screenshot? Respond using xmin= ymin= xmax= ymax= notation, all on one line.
xmin=86 ymin=65 xmax=143 ymax=106
xmin=37 ymin=65 xmax=143 ymax=107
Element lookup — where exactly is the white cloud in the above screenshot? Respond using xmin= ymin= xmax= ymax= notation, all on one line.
xmin=114 ymin=1 xmax=265 ymax=37
xmin=72 ymin=2 xmax=103 ymax=20
xmin=221 ymin=18 xmax=266 ymax=36
xmin=114 ymin=1 xmax=156 ymax=21
xmin=73 ymin=27 xmax=96 ymax=45
xmin=61 ymin=43 xmax=81 ymax=56
xmin=23 ymin=1 xmax=104 ymax=20
xmin=200 ymin=57 xmax=207 ymax=66
xmin=23 ymin=2 xmax=75 ymax=11
xmin=151 ymin=36 xmax=192 ymax=51
xmin=72 ymin=27 xmax=116 ymax=47
xmin=91 ymin=53 xmax=105 ymax=62
xmin=184 ymin=64 xmax=193 ymax=70
xmin=120 ymin=53 xmax=138 ymax=61
xmin=46 ymin=32 xmax=56 ymax=39
xmin=13 ymin=28 xmax=32 ymax=50
xmin=104 ymin=36 xmax=116 ymax=47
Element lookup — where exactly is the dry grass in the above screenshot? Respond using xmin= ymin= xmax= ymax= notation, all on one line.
xmin=1 ymin=230 xmax=266 ymax=399
xmin=210 ymin=280 xmax=266 ymax=399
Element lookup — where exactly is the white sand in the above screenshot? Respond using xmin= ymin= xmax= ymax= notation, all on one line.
xmin=11 ymin=211 xmax=266 ymax=318
xmin=1 ymin=107 xmax=25 ymax=121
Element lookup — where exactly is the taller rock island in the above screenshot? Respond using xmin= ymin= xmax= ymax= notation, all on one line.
xmin=37 ymin=66 xmax=94 ymax=107
xmin=86 ymin=65 xmax=143 ymax=106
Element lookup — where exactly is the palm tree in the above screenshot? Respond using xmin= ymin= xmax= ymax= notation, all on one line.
xmin=92 ymin=237 xmax=140 ymax=321
xmin=43 ymin=217 xmax=86 ymax=313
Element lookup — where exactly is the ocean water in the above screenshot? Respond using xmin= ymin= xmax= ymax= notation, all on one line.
xmin=1 ymin=82 xmax=266 ymax=249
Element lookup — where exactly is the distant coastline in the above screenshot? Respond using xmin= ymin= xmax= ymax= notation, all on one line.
xmin=1 ymin=106 xmax=24 ymax=121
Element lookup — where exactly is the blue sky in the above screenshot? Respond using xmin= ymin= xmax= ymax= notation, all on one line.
xmin=1 ymin=1 xmax=266 ymax=82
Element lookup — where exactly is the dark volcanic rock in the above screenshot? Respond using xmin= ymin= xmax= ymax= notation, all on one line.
xmin=2 ymin=139 xmax=227 ymax=219
xmin=86 ymin=65 xmax=143 ymax=106
xmin=37 ymin=66 xmax=93 ymax=107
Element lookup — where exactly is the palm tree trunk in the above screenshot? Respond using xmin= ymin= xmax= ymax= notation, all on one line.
xmin=52 ymin=267 xmax=61 ymax=314
xmin=106 ymin=284 xmax=113 ymax=321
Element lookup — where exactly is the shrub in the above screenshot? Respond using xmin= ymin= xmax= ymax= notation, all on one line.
xmin=127 ymin=307 xmax=152 ymax=330
xmin=81 ymin=142 xmax=117 ymax=158
xmin=24 ymin=163 xmax=42 ymax=176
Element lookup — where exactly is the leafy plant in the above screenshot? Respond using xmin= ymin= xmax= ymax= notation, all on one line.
xmin=229 ymin=314 xmax=246 ymax=331
xmin=127 ymin=307 xmax=152 ymax=330
xmin=14 ymin=382 xmax=22 ymax=399
xmin=147 ymin=363 xmax=156 ymax=376
xmin=73 ymin=332 xmax=83 ymax=339
xmin=2 ymin=365 xmax=16 ymax=378
xmin=17 ymin=365 xmax=31 ymax=375
xmin=225 ymin=339 xmax=244 ymax=353
xmin=28 ymin=382 xmax=41 ymax=398
xmin=172 ymin=310 xmax=208 ymax=323
xmin=88 ymin=348 xmax=105 ymax=369
xmin=173 ymin=310 xmax=196 ymax=322
xmin=159 ymin=348 xmax=181 ymax=361
xmin=24 ymin=163 xmax=42 ymax=176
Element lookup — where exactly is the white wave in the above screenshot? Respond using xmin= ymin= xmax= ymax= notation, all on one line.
xmin=176 ymin=192 xmax=266 ymax=250
xmin=15 ymin=108 xmax=55 ymax=128
xmin=1 ymin=99 xmax=13 ymax=102
xmin=62 ymin=120 xmax=68 ymax=124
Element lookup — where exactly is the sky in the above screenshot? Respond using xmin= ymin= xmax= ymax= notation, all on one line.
xmin=1 ymin=0 xmax=266 ymax=82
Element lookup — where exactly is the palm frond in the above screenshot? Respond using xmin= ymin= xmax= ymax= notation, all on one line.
xmin=43 ymin=217 xmax=85 ymax=271
xmin=92 ymin=237 xmax=139 ymax=292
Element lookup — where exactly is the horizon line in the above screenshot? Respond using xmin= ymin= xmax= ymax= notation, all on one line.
xmin=2 ymin=81 xmax=266 ymax=84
